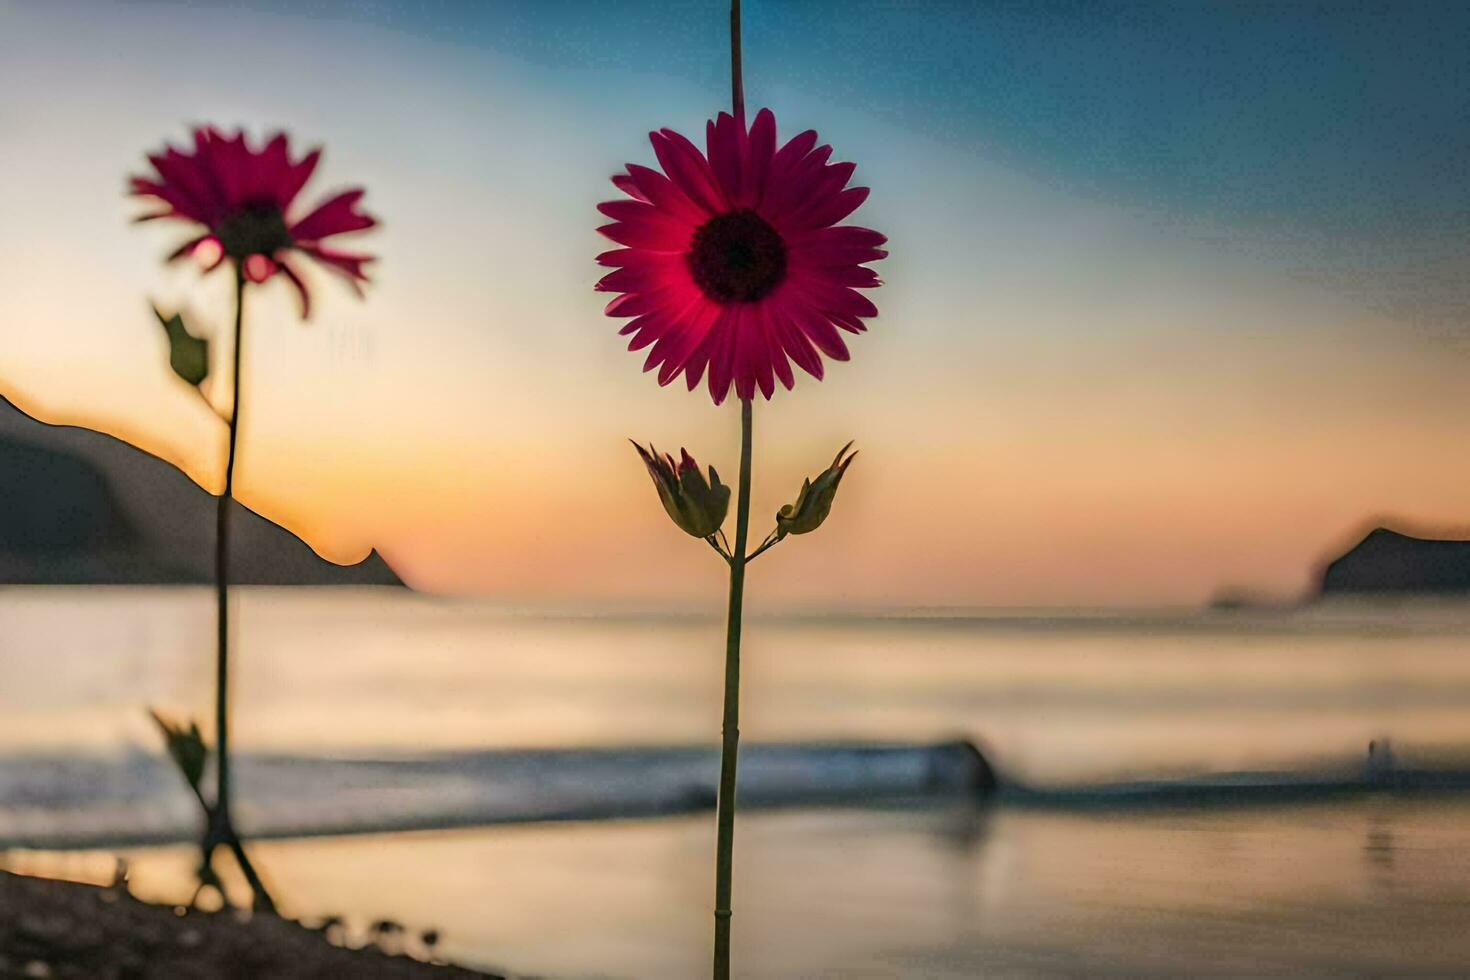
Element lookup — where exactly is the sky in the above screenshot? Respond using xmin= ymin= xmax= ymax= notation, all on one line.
xmin=1 ymin=0 xmax=1468 ymax=607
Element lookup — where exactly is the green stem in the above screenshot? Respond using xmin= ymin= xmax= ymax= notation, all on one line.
xmin=706 ymin=535 xmax=732 ymax=563
xmin=712 ymin=397 xmax=752 ymax=979
xmin=212 ymin=264 xmax=275 ymax=914
xmin=729 ymin=0 xmax=744 ymax=123
xmin=745 ymin=529 xmax=781 ymax=564
xmin=713 ymin=4 xmax=747 ymax=974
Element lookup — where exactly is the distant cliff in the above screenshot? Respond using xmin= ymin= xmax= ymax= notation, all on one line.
xmin=0 ymin=397 xmax=403 ymax=586
xmin=1320 ymin=526 xmax=1470 ymax=596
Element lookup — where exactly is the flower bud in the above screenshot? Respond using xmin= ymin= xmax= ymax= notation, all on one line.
xmin=775 ymin=441 xmax=857 ymax=540
xmin=631 ymin=441 xmax=731 ymax=539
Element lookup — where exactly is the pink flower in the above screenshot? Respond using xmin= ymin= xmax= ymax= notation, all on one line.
xmin=597 ymin=109 xmax=886 ymax=405
xmin=131 ymin=127 xmax=376 ymax=317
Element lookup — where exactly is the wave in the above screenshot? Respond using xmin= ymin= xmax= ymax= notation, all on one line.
xmin=0 ymin=741 xmax=989 ymax=848
xmin=2 ymin=740 xmax=1467 ymax=849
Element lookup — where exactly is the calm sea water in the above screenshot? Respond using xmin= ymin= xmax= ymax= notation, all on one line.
xmin=5 ymin=588 xmax=1470 ymax=976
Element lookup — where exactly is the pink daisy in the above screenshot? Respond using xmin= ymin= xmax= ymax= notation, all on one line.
xmin=596 ymin=108 xmax=886 ymax=404
xmin=131 ymin=126 xmax=375 ymax=317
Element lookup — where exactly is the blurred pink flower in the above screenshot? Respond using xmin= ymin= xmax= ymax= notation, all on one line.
xmin=597 ymin=109 xmax=886 ymax=405
xmin=131 ymin=126 xmax=375 ymax=317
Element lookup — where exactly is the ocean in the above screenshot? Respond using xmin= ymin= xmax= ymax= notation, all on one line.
xmin=4 ymin=588 xmax=1470 ymax=976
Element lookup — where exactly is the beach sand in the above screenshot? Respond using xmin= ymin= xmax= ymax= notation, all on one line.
xmin=0 ymin=870 xmax=499 ymax=979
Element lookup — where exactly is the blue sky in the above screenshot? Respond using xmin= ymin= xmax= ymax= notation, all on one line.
xmin=225 ymin=0 xmax=1470 ymax=324
xmin=254 ymin=2 xmax=1470 ymax=231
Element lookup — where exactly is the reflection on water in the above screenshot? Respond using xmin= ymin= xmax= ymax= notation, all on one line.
xmin=12 ymin=798 xmax=1462 ymax=978
xmin=7 ymin=589 xmax=1470 ymax=783
xmin=1365 ymin=812 xmax=1394 ymax=872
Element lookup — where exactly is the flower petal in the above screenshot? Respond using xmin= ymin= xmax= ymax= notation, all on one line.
xmin=803 ymin=279 xmax=879 ymax=319
xmin=290 ymin=188 xmax=375 ymax=242
xmin=596 ymin=198 xmax=696 ymax=241
xmin=792 ymin=225 xmax=888 ymax=249
xmin=651 ymin=129 xmax=726 ymax=215
xmin=761 ymin=144 xmax=833 ymax=218
xmin=772 ymin=302 xmax=825 ymax=380
xmin=612 ymin=172 xmax=651 ymax=204
xmin=299 ymin=243 xmax=373 ymax=285
xmin=166 ymin=234 xmax=209 ymax=262
xmin=243 ymin=253 xmax=278 ymax=283
xmin=597 ymin=219 xmax=691 ymax=251
xmin=594 ymin=256 xmax=689 ymax=294
xmin=771 ymin=129 xmax=818 ymax=175
xmin=130 ymin=172 xmax=207 ymax=225
xmin=277 ymin=147 xmax=322 ymax=211
xmin=741 ymin=108 xmax=777 ymax=208
xmin=278 ymin=258 xmax=312 ymax=319
xmin=791 ymin=306 xmax=851 ymax=361
xmin=652 ymin=299 xmax=720 ymax=387
xmin=249 ymin=133 xmax=290 ymax=205
xmin=595 ymin=248 xmax=639 ymax=267
xmin=755 ymin=302 xmax=791 ymax=393
xmin=790 ymin=185 xmax=870 ymax=231
xmin=705 ymin=306 xmax=744 ymax=404
xmin=706 ymin=112 xmax=743 ymax=204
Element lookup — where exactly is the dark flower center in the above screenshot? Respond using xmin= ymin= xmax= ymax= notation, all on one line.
xmin=214 ymin=203 xmax=294 ymax=259
xmin=688 ymin=208 xmax=787 ymax=303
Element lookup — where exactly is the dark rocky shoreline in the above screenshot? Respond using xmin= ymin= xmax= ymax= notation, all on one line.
xmin=0 ymin=871 xmax=500 ymax=979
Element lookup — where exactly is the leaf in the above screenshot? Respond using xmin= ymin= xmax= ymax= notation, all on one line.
xmin=154 ymin=306 xmax=209 ymax=387
xmin=148 ymin=707 xmax=209 ymax=791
